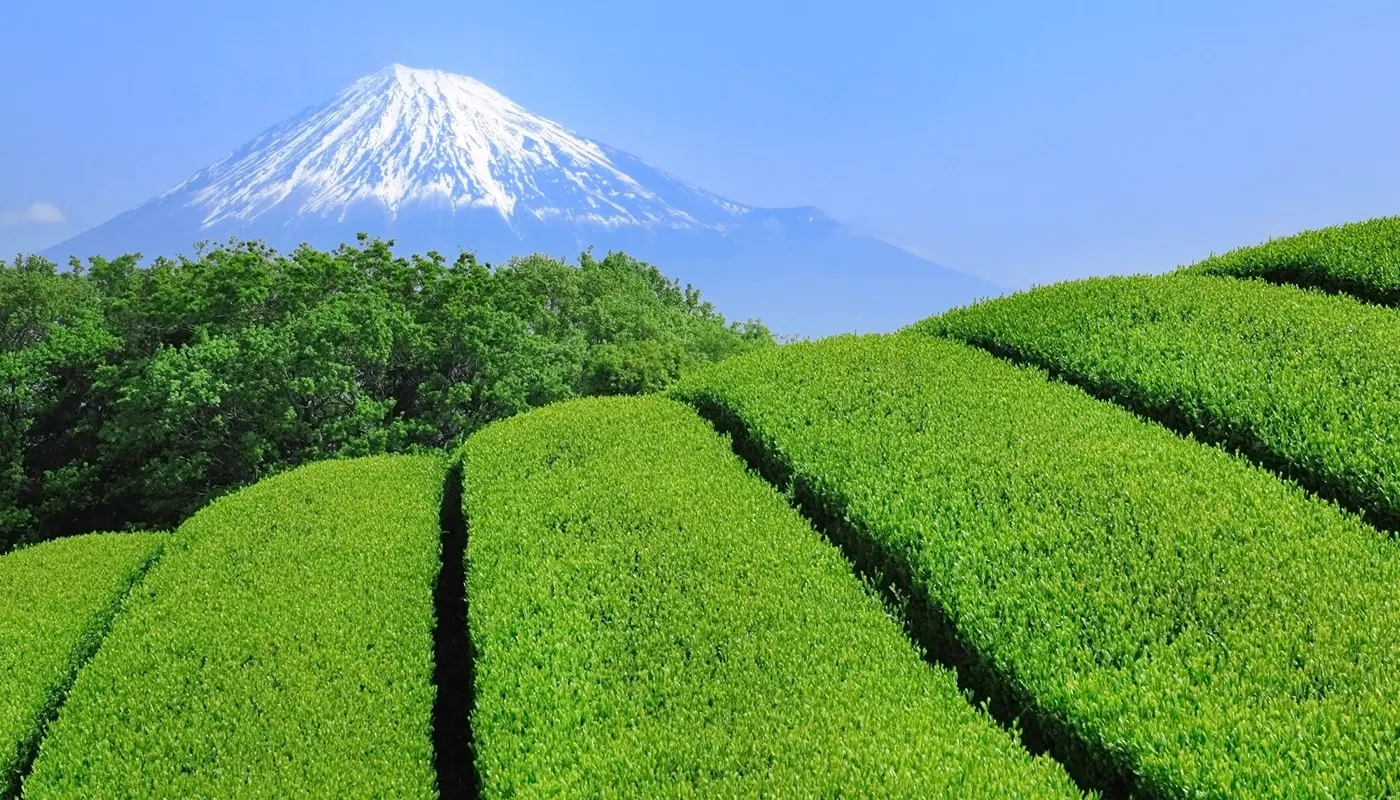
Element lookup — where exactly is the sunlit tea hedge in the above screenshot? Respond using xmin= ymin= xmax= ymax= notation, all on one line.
xmin=0 ymin=532 xmax=163 ymax=797
xmin=916 ymin=273 xmax=1400 ymax=527
xmin=461 ymin=395 xmax=1083 ymax=798
xmin=22 ymin=455 xmax=446 ymax=799
xmin=1183 ymin=214 xmax=1400 ymax=305
xmin=672 ymin=334 xmax=1400 ymax=799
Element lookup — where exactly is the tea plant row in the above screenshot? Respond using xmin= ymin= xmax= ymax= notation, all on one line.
xmin=460 ymin=395 xmax=1083 ymax=798
xmin=671 ymin=334 xmax=1400 ymax=799
xmin=917 ymin=273 xmax=1400 ymax=528
xmin=1184 ymin=214 xmax=1400 ymax=305
xmin=0 ymin=533 xmax=164 ymax=798
xmin=22 ymin=455 xmax=446 ymax=799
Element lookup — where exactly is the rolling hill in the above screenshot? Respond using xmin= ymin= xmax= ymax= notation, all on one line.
xmin=7 ymin=215 xmax=1400 ymax=798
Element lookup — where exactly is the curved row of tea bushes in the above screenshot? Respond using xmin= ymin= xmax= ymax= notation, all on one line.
xmin=915 ymin=273 xmax=1400 ymax=528
xmin=461 ymin=395 xmax=1083 ymax=798
xmin=23 ymin=455 xmax=447 ymax=799
xmin=671 ymin=334 xmax=1400 ymax=799
xmin=0 ymin=532 xmax=164 ymax=798
xmin=1182 ymin=214 xmax=1400 ymax=305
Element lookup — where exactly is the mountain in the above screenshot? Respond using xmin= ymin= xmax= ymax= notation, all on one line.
xmin=43 ymin=64 xmax=1001 ymax=336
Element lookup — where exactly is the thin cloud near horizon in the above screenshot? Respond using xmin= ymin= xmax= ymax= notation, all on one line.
xmin=0 ymin=201 xmax=67 ymax=227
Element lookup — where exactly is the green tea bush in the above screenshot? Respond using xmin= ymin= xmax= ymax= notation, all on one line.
xmin=672 ymin=334 xmax=1400 ymax=799
xmin=0 ymin=532 xmax=163 ymax=798
xmin=22 ymin=455 xmax=446 ymax=799
xmin=461 ymin=395 xmax=1083 ymax=798
xmin=1183 ymin=214 xmax=1400 ymax=305
xmin=915 ymin=273 xmax=1400 ymax=528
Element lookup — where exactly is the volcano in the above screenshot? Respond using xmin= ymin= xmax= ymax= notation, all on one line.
xmin=44 ymin=64 xmax=1000 ymax=336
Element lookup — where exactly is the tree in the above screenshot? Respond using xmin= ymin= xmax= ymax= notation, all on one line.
xmin=0 ymin=237 xmax=774 ymax=550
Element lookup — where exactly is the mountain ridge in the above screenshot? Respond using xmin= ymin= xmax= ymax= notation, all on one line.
xmin=44 ymin=64 xmax=1001 ymax=336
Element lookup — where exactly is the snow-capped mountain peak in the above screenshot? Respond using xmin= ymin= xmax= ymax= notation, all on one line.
xmin=157 ymin=64 xmax=750 ymax=231
xmin=46 ymin=64 xmax=1002 ymax=338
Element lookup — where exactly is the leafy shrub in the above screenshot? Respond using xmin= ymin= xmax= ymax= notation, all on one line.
xmin=0 ymin=532 xmax=163 ymax=798
xmin=672 ymin=334 xmax=1400 ymax=798
xmin=23 ymin=455 xmax=446 ymax=799
xmin=915 ymin=273 xmax=1400 ymax=528
xmin=1182 ymin=214 xmax=1400 ymax=305
xmin=461 ymin=395 xmax=1082 ymax=798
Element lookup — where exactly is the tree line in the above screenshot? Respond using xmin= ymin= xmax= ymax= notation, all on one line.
xmin=1 ymin=235 xmax=774 ymax=551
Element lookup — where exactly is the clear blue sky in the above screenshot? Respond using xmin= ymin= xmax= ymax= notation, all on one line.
xmin=3 ymin=0 xmax=1398 ymax=288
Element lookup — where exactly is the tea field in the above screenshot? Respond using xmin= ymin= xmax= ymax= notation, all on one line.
xmin=7 ymin=216 xmax=1400 ymax=798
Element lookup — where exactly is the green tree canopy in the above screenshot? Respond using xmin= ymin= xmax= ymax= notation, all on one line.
xmin=0 ymin=237 xmax=772 ymax=551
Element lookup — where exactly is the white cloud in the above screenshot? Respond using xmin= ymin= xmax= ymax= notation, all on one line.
xmin=0 ymin=201 xmax=67 ymax=227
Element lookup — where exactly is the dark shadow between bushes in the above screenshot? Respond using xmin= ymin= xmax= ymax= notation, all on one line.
xmin=432 ymin=459 xmax=478 ymax=800
xmin=685 ymin=394 xmax=1143 ymax=800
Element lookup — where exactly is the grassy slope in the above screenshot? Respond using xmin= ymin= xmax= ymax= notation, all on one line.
xmin=0 ymin=532 xmax=164 ymax=798
xmin=672 ymin=334 xmax=1400 ymax=799
xmin=462 ymin=395 xmax=1083 ymax=798
xmin=23 ymin=455 xmax=445 ymax=799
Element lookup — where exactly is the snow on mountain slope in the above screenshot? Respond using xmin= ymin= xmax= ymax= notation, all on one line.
xmin=157 ymin=64 xmax=749 ymax=232
xmin=44 ymin=64 xmax=1004 ymax=337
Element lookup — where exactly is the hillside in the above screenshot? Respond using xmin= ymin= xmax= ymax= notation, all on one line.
xmin=8 ymin=214 xmax=1400 ymax=797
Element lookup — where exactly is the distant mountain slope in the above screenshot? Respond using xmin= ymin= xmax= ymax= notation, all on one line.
xmin=43 ymin=64 xmax=999 ymax=336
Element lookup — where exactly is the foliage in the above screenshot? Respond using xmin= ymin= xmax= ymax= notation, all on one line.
xmin=23 ymin=455 xmax=445 ymax=799
xmin=1182 ymin=214 xmax=1400 ymax=305
xmin=915 ymin=273 xmax=1400 ymax=529
xmin=0 ymin=256 xmax=117 ymax=550
xmin=460 ymin=395 xmax=1082 ymax=798
xmin=0 ymin=532 xmax=163 ymax=798
xmin=671 ymin=334 xmax=1400 ymax=799
xmin=0 ymin=239 xmax=772 ymax=551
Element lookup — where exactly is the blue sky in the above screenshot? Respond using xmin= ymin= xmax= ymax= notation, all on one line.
xmin=3 ymin=0 xmax=1398 ymax=288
